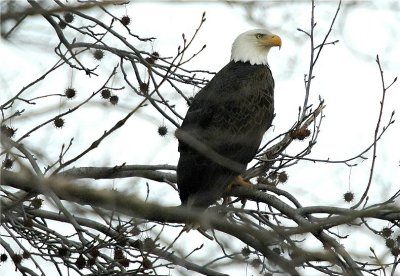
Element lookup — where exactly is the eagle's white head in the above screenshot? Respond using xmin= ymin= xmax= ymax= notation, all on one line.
xmin=231 ymin=29 xmax=282 ymax=65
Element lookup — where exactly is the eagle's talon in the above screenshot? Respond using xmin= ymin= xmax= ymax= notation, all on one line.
xmin=233 ymin=175 xmax=253 ymax=189
xmin=223 ymin=176 xmax=252 ymax=206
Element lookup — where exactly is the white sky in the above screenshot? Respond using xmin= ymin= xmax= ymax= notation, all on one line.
xmin=1 ymin=1 xmax=399 ymax=275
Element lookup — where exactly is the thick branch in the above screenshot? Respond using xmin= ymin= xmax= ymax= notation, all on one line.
xmin=60 ymin=165 xmax=177 ymax=183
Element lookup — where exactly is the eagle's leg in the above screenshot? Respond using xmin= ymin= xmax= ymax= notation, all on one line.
xmin=223 ymin=176 xmax=253 ymax=205
xmin=233 ymin=175 xmax=252 ymax=188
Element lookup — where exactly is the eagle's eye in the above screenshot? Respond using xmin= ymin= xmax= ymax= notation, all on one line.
xmin=256 ymin=34 xmax=263 ymax=39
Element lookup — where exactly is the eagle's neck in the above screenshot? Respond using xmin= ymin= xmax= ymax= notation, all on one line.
xmin=231 ymin=41 xmax=270 ymax=66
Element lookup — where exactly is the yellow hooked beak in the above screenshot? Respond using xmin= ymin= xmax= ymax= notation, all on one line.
xmin=260 ymin=34 xmax=282 ymax=49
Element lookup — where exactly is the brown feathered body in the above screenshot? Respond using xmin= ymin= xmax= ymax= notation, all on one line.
xmin=177 ymin=60 xmax=275 ymax=208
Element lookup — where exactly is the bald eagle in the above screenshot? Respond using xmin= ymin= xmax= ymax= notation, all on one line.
xmin=176 ymin=29 xmax=281 ymax=208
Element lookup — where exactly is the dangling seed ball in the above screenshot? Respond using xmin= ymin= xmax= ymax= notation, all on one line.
xmin=93 ymin=49 xmax=104 ymax=60
xmin=120 ymin=15 xmax=131 ymax=26
xmin=139 ymin=83 xmax=149 ymax=93
xmin=2 ymin=158 xmax=13 ymax=169
xmin=278 ymin=171 xmax=288 ymax=183
xmin=7 ymin=126 xmax=16 ymax=138
xmin=22 ymin=251 xmax=30 ymax=259
xmin=386 ymin=238 xmax=395 ymax=249
xmin=1 ymin=125 xmax=16 ymax=138
xmin=58 ymin=20 xmax=67 ymax=29
xmin=109 ymin=95 xmax=119 ymax=105
xmin=290 ymin=127 xmax=311 ymax=140
xmin=250 ymin=258 xmax=262 ymax=268
xmin=381 ymin=227 xmax=393 ymax=238
xmin=241 ymin=247 xmax=251 ymax=257
xmin=101 ymin=89 xmax=111 ymax=99
xmin=269 ymin=172 xmax=278 ymax=181
xmin=75 ymin=254 xmax=86 ymax=270
xmin=0 ymin=253 xmax=7 ymax=262
xmin=158 ymin=126 xmax=168 ymax=137
xmin=31 ymin=198 xmax=43 ymax=209
xmin=391 ymin=247 xmax=400 ymax=257
xmin=54 ymin=117 xmax=65 ymax=128
xmin=65 ymin=87 xmax=76 ymax=99
xmin=343 ymin=191 xmax=354 ymax=203
xmin=151 ymin=52 xmax=159 ymax=61
xmin=63 ymin=12 xmax=74 ymax=23
xmin=145 ymin=57 xmax=155 ymax=65
xmin=57 ymin=247 xmax=69 ymax=257
xmin=24 ymin=217 xmax=33 ymax=227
